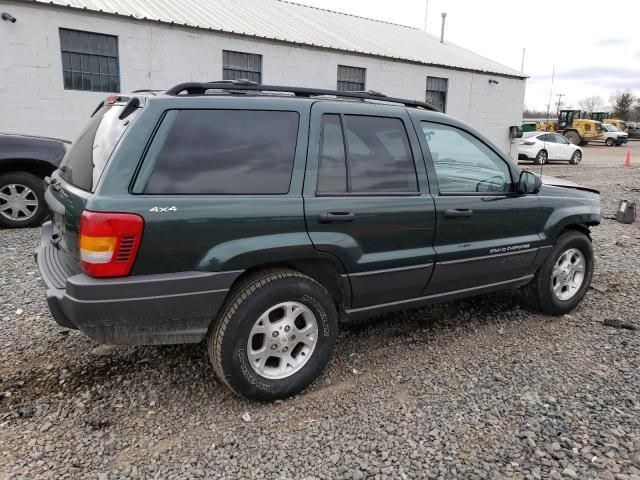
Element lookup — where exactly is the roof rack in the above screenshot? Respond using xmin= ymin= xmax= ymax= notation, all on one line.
xmin=164 ymin=80 xmax=439 ymax=111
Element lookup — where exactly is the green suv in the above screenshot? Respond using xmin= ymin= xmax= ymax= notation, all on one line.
xmin=36 ymin=82 xmax=600 ymax=400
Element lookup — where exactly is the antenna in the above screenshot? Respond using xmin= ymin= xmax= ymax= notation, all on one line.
xmin=542 ymin=66 xmax=555 ymax=176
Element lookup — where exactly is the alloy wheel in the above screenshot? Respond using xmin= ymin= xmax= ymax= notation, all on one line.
xmin=551 ymin=248 xmax=586 ymax=301
xmin=246 ymin=301 xmax=319 ymax=379
xmin=0 ymin=183 xmax=39 ymax=222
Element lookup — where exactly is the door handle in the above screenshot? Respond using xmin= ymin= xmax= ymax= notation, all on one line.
xmin=444 ymin=208 xmax=473 ymax=218
xmin=318 ymin=212 xmax=355 ymax=224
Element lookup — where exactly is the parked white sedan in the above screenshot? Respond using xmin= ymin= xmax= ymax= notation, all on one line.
xmin=518 ymin=132 xmax=583 ymax=165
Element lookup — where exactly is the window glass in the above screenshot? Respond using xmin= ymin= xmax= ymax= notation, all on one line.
xmin=421 ymin=122 xmax=512 ymax=193
xmin=426 ymin=77 xmax=448 ymax=112
xmin=223 ymin=51 xmax=262 ymax=84
xmin=59 ymin=104 xmax=135 ymax=192
xmin=59 ymin=28 xmax=119 ymax=92
xmin=337 ymin=65 xmax=366 ymax=92
xmin=343 ymin=116 xmax=417 ymax=193
xmin=542 ymin=134 xmax=557 ymax=143
xmin=555 ymin=134 xmax=569 ymax=144
xmin=317 ymin=115 xmax=347 ymax=193
xmin=145 ymin=110 xmax=299 ymax=194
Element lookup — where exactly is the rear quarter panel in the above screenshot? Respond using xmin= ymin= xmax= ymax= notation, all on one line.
xmin=89 ymin=96 xmax=329 ymax=275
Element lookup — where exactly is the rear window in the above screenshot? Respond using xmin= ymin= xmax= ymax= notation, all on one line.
xmin=145 ymin=110 xmax=299 ymax=195
xmin=58 ymin=104 xmax=134 ymax=191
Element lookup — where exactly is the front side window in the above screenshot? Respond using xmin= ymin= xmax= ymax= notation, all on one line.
xmin=316 ymin=115 xmax=418 ymax=194
xmin=421 ymin=122 xmax=512 ymax=194
xmin=555 ymin=134 xmax=569 ymax=144
xmin=222 ymin=51 xmax=262 ymax=83
xmin=146 ymin=110 xmax=299 ymax=194
xmin=337 ymin=65 xmax=366 ymax=92
xmin=542 ymin=134 xmax=557 ymax=143
xmin=426 ymin=77 xmax=448 ymax=112
xmin=59 ymin=28 xmax=119 ymax=92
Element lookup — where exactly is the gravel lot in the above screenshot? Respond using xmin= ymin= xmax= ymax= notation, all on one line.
xmin=1 ymin=143 xmax=639 ymax=480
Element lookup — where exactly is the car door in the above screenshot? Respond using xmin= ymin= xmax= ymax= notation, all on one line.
xmin=553 ymin=134 xmax=572 ymax=160
xmin=303 ymin=102 xmax=437 ymax=308
xmin=410 ymin=114 xmax=548 ymax=295
xmin=542 ymin=133 xmax=559 ymax=160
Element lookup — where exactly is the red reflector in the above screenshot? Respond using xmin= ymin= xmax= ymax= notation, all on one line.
xmin=105 ymin=95 xmax=118 ymax=105
xmin=79 ymin=211 xmax=144 ymax=278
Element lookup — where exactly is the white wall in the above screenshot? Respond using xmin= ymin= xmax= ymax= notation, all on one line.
xmin=0 ymin=2 xmax=525 ymax=154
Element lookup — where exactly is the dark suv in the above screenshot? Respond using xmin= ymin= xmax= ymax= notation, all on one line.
xmin=36 ymin=82 xmax=600 ymax=400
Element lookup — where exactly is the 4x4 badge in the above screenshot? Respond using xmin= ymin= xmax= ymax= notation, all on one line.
xmin=148 ymin=206 xmax=178 ymax=213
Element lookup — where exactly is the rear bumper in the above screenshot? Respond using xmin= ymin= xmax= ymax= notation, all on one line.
xmin=35 ymin=222 xmax=241 ymax=345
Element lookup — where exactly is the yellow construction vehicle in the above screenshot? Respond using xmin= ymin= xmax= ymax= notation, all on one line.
xmin=590 ymin=112 xmax=628 ymax=132
xmin=539 ymin=110 xmax=603 ymax=145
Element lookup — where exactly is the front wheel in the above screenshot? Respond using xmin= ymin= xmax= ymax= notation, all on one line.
xmin=521 ymin=231 xmax=594 ymax=315
xmin=208 ymin=269 xmax=338 ymax=401
xmin=605 ymin=138 xmax=615 ymax=146
xmin=569 ymin=150 xmax=582 ymax=165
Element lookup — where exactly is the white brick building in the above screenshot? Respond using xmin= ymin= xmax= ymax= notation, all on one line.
xmin=0 ymin=0 xmax=526 ymax=154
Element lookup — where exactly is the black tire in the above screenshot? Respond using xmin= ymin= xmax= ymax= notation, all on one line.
xmin=0 ymin=172 xmax=48 ymax=229
xmin=569 ymin=150 xmax=582 ymax=165
xmin=605 ymin=138 xmax=615 ymax=146
xmin=534 ymin=150 xmax=548 ymax=165
xmin=208 ymin=268 xmax=338 ymax=401
xmin=521 ymin=231 xmax=594 ymax=315
xmin=564 ymin=130 xmax=581 ymax=145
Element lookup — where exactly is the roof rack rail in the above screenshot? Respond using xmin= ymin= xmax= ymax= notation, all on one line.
xmin=130 ymin=89 xmax=164 ymax=95
xmin=164 ymin=82 xmax=439 ymax=111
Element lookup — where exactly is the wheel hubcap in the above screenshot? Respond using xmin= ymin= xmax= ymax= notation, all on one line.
xmin=0 ymin=184 xmax=38 ymax=221
xmin=247 ymin=301 xmax=318 ymax=380
xmin=551 ymin=248 xmax=586 ymax=301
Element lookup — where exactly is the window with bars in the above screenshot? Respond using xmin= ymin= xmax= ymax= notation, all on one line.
xmin=426 ymin=77 xmax=448 ymax=112
xmin=337 ymin=65 xmax=366 ymax=92
xmin=59 ymin=28 xmax=120 ymax=92
xmin=222 ymin=50 xmax=262 ymax=83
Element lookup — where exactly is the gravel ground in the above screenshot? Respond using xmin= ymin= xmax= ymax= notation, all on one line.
xmin=1 ymin=143 xmax=639 ymax=480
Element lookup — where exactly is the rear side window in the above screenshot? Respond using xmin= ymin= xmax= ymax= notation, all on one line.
xmin=145 ymin=110 xmax=299 ymax=194
xmin=316 ymin=114 xmax=418 ymax=194
xmin=59 ymin=104 xmax=133 ymax=191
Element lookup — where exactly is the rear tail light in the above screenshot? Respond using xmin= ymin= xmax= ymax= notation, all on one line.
xmin=79 ymin=211 xmax=144 ymax=278
xmin=521 ymin=141 xmax=536 ymax=145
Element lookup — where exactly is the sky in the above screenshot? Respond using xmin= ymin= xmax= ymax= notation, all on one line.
xmin=293 ymin=0 xmax=640 ymax=111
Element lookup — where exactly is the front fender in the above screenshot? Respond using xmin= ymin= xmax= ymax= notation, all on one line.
xmin=538 ymin=185 xmax=600 ymax=243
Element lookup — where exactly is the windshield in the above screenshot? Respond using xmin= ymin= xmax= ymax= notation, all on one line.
xmin=603 ymin=124 xmax=618 ymax=132
xmin=58 ymin=104 xmax=136 ymax=191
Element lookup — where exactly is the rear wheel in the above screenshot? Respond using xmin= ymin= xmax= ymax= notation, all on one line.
xmin=569 ymin=150 xmax=582 ymax=165
xmin=208 ymin=268 xmax=338 ymax=401
xmin=521 ymin=231 xmax=594 ymax=315
xmin=605 ymin=138 xmax=615 ymax=146
xmin=564 ymin=130 xmax=581 ymax=145
xmin=0 ymin=172 xmax=48 ymax=229
xmin=534 ymin=150 xmax=548 ymax=165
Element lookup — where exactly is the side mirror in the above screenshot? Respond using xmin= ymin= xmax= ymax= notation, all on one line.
xmin=517 ymin=170 xmax=542 ymax=194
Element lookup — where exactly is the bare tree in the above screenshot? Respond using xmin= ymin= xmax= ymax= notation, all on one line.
xmin=610 ymin=90 xmax=636 ymax=120
xmin=578 ymin=96 xmax=604 ymax=113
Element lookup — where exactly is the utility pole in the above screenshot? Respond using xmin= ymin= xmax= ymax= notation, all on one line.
xmin=521 ymin=48 xmax=526 ymax=73
xmin=423 ymin=0 xmax=429 ymax=31
xmin=554 ymin=93 xmax=565 ymax=115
